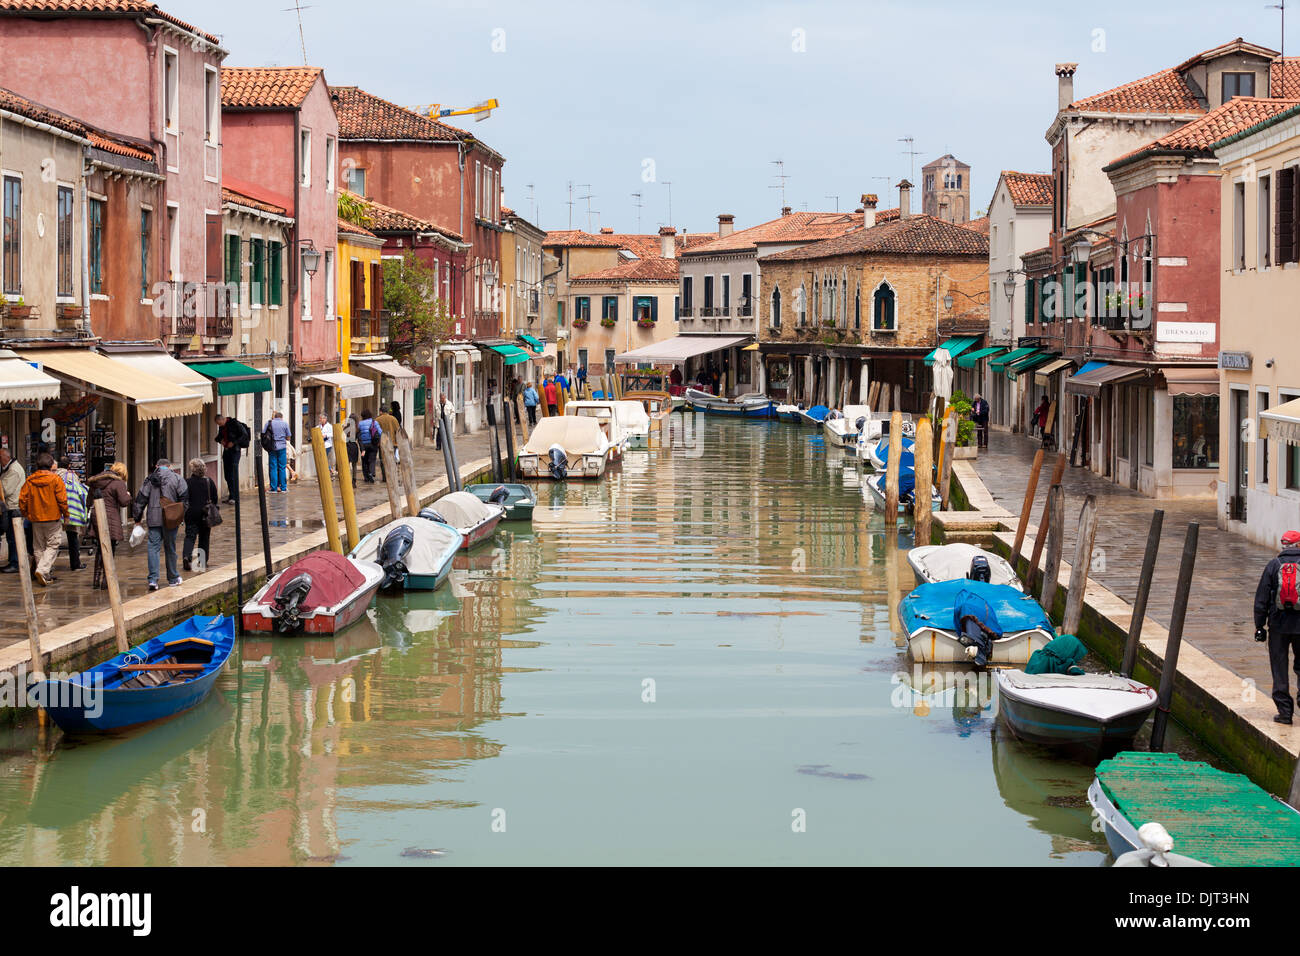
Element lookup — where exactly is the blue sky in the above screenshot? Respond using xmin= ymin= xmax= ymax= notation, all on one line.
xmin=173 ymin=0 xmax=1290 ymax=235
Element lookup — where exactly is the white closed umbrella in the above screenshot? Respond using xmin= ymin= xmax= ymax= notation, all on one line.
xmin=932 ymin=348 xmax=953 ymax=402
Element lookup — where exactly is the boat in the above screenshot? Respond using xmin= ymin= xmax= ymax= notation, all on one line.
xmin=860 ymin=433 xmax=916 ymax=470
xmin=517 ymin=416 xmax=614 ymax=480
xmin=31 ymin=614 xmax=235 ymax=733
xmin=241 ymin=550 xmax=384 ymax=635
xmin=684 ymin=388 xmax=776 ymax=418
xmin=348 ymin=515 xmax=463 ymax=591
xmin=621 ymin=390 xmax=673 ymax=437
xmin=796 ymin=404 xmax=829 ymax=427
xmin=1087 ymin=751 xmax=1300 ymax=866
xmin=863 ymin=471 xmax=940 ymax=512
xmin=775 ymin=403 xmax=803 ymax=423
xmin=908 ymin=543 xmax=1023 ymax=590
xmin=899 ymin=578 xmax=1054 ymax=665
xmin=466 ymin=482 xmax=535 ymax=521
xmin=611 ymin=400 xmax=653 ymax=449
xmin=419 ymin=490 xmax=505 ymax=549
xmin=994 ymin=669 xmax=1157 ymax=753
xmin=823 ymin=405 xmax=875 ymax=449
xmin=564 ymin=400 xmax=632 ymax=457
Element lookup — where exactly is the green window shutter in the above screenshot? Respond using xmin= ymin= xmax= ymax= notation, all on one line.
xmin=651 ymin=296 xmax=658 ymax=322
xmin=226 ymin=234 xmax=240 ymax=304
xmin=252 ymin=240 xmax=265 ymax=306
xmin=271 ymin=242 xmax=283 ymax=306
xmin=1024 ymin=277 xmax=1034 ymax=324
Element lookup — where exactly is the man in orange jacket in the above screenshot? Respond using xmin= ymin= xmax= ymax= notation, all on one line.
xmin=19 ymin=452 xmax=68 ymax=586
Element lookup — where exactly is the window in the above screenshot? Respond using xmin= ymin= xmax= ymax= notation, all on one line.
xmin=325 ymin=136 xmax=336 ymax=192
xmin=575 ymin=296 xmax=590 ymax=321
xmin=682 ymin=276 xmax=693 ymax=312
xmin=348 ymin=166 xmax=367 ymax=197
xmin=1142 ymin=388 xmax=1155 ymax=467
xmin=225 ymin=233 xmax=241 ymax=304
xmin=301 ymin=251 xmax=312 ymax=319
xmin=722 ymin=274 xmax=730 ymax=312
xmin=872 ymin=282 xmax=895 ymax=331
xmin=741 ymin=273 xmax=752 ymax=316
xmin=2 ymin=176 xmax=19 ymax=296
xmin=323 ymin=250 xmax=334 ymax=319
xmin=1278 ymin=166 xmax=1299 ymax=265
xmin=1258 ymin=390 xmax=1271 ymax=488
xmin=1024 ymin=276 xmax=1035 ymax=325
xmin=251 ymin=239 xmax=265 ymax=307
xmin=300 ymin=129 xmax=312 ymax=186
xmin=1172 ymin=395 xmax=1219 ymax=469
xmin=57 ymin=186 xmax=74 ymax=297
xmin=1233 ymin=180 xmax=1246 ymax=271
xmin=1117 ymin=387 xmax=1130 ymax=459
xmin=604 ymin=348 xmax=616 ymax=371
xmin=771 ymin=286 xmax=781 ymax=330
xmin=854 ymin=284 xmax=860 ymax=329
xmin=163 ymin=48 xmax=178 ymax=132
xmin=578 ymin=348 xmax=587 ymax=370
xmin=797 ymin=283 xmax=807 ymax=326
xmin=268 ymin=240 xmax=283 ymax=306
xmin=601 ymin=296 xmax=618 ymax=321
xmin=89 ymin=198 xmax=104 ymax=294
xmin=703 ymin=275 xmax=714 ymax=312
xmin=1260 ymin=173 xmax=1272 ymax=269
xmin=1223 ymin=72 xmax=1255 ymax=101
xmin=673 ymin=295 xmax=679 ymax=321
xmin=557 ymin=300 xmax=565 ymax=327
xmin=205 ymin=67 xmax=219 ymax=144
xmin=633 ymin=295 xmax=655 ymax=322
xmin=475 ymin=161 xmax=481 ymax=217
xmin=140 ymin=208 xmax=151 ymax=300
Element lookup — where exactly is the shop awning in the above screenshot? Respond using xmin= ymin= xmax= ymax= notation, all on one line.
xmin=956 ymin=346 xmax=1007 ymax=369
xmin=1033 ymin=358 xmax=1074 ymax=385
xmin=1262 ymin=397 xmax=1300 ymax=444
xmin=22 ymin=348 xmax=206 ymax=421
xmin=304 ymin=372 xmax=374 ymax=399
xmin=1162 ymin=366 xmax=1218 ymax=396
xmin=352 ymin=357 xmax=422 ymax=389
xmin=106 ymin=349 xmax=214 ymax=404
xmin=1007 ymin=352 xmax=1058 ymax=379
xmin=989 ymin=347 xmax=1037 ymax=370
xmin=924 ymin=336 xmax=981 ymax=366
xmin=516 ymin=333 xmax=544 ymax=353
xmin=483 ymin=344 xmax=532 ymax=367
xmin=614 ymin=335 xmax=750 ymax=365
xmin=0 ymin=350 xmax=62 ymax=403
xmin=1064 ymin=363 xmax=1147 ymax=397
xmin=189 ymin=360 xmax=272 ymax=397
xmin=439 ymin=343 xmax=482 ymax=363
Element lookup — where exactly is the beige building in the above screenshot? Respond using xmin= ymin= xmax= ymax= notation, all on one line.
xmin=1213 ymin=102 xmax=1300 ymax=546
xmin=500 ymin=207 xmax=546 ymax=363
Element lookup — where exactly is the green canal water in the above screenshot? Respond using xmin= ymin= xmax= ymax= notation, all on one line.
xmin=0 ymin=417 xmax=1208 ymax=865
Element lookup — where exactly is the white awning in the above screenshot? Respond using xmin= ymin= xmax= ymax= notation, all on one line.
xmin=304 ymin=372 xmax=374 ymax=399
xmin=352 ymin=357 xmax=421 ymax=390
xmin=1262 ymin=397 xmax=1300 ymax=445
xmin=0 ymin=350 xmax=61 ymax=404
xmin=20 ymin=348 xmax=206 ymax=421
xmin=104 ymin=349 xmax=214 ymax=404
xmin=439 ymin=343 xmax=481 ymax=363
xmin=615 ymin=335 xmax=750 ymax=365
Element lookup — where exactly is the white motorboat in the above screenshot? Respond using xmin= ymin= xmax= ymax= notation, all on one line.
xmin=898 ymin=579 xmax=1054 ymax=665
xmin=419 ymin=491 xmax=506 ymax=549
xmin=518 ymin=416 xmax=615 ymax=480
xmin=611 ymin=400 xmax=652 ymax=448
xmin=857 ymin=424 xmax=917 ymax=467
xmin=995 ymin=669 xmax=1157 ymax=752
xmin=823 ymin=405 xmax=873 ymax=448
xmin=348 ymin=515 xmax=464 ymax=591
xmin=564 ymin=400 xmax=631 ymax=458
xmin=908 ymin=543 xmax=1023 ymax=591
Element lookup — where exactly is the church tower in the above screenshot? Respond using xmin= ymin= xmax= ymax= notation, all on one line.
xmin=921 ymin=154 xmax=971 ymax=224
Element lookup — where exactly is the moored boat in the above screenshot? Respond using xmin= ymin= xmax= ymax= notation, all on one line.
xmin=467 ymin=482 xmax=535 ymax=521
xmin=908 ymin=543 xmax=1022 ymax=590
xmin=684 ymin=388 xmax=775 ymax=418
xmin=621 ymin=390 xmax=673 ymax=437
xmin=994 ymin=669 xmax=1157 ymax=753
xmin=348 ymin=515 xmax=464 ymax=591
xmin=775 ymin=403 xmax=803 ymax=423
xmin=899 ymin=578 xmax=1053 ymax=665
xmin=611 ymin=400 xmax=653 ymax=448
xmin=242 ymin=551 xmax=384 ymax=635
xmin=419 ymin=490 xmax=506 ymax=549
xmin=824 ymin=405 xmax=874 ymax=449
xmin=864 ymin=471 xmax=939 ymax=512
xmin=796 ymin=404 xmax=829 ymax=427
xmin=517 ymin=416 xmax=614 ymax=480
xmin=860 ymin=433 xmax=916 ymax=470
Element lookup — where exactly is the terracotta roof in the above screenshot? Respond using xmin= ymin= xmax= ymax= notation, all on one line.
xmin=344 ymin=191 xmax=463 ymax=242
xmin=500 ymin=205 xmax=514 ymax=216
xmin=222 ymin=176 xmax=291 ymax=214
xmin=544 ymin=229 xmax=709 ymax=257
xmin=570 ymin=257 xmax=679 ymax=283
xmin=221 ymin=185 xmax=287 ymax=218
xmin=760 ymin=214 xmax=988 ymax=262
xmin=685 ymin=211 xmax=860 ymax=256
xmin=222 ymin=67 xmax=322 ymax=110
xmin=1000 ymin=171 xmax=1053 ymax=207
xmin=1173 ymin=37 xmax=1279 ymax=75
xmin=0 ymin=86 xmax=154 ymax=162
xmin=0 ymin=0 xmax=220 ymax=45
xmin=1068 ymin=67 xmax=1203 ymax=114
xmin=337 ymin=216 xmax=377 ymax=239
xmin=330 ymin=86 xmax=462 ymax=142
xmin=962 ymin=216 xmax=990 ymax=235
xmin=545 ymin=230 xmax=622 ymax=248
xmin=1272 ymin=57 xmax=1300 ymax=98
xmin=1107 ymin=96 xmax=1300 ymax=168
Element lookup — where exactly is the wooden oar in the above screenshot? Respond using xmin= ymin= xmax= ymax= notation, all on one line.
xmin=120 ymin=663 xmax=205 ymax=672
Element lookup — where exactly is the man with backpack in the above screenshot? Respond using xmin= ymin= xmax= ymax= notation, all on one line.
xmin=1255 ymin=529 xmax=1300 ymax=724
xmin=18 ymin=453 xmax=67 ymax=587
xmin=358 ymin=409 xmax=380 ymax=483
xmin=215 ymin=413 xmax=250 ymax=503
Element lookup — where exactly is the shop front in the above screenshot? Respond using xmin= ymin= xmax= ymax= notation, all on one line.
xmin=300 ymin=371 xmax=375 ymax=478
xmin=187 ymin=359 xmax=273 ymax=492
xmin=0 ymin=350 xmax=64 ymax=465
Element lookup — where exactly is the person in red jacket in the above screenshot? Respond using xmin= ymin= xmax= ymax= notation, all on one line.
xmin=543 ymin=376 xmax=559 ymax=416
xmin=18 ymin=453 xmax=68 ymax=587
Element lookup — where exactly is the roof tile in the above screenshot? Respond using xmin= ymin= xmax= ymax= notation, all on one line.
xmin=330 ymin=86 xmax=463 ymax=142
xmin=222 ymin=67 xmax=322 ymax=110
xmin=1000 ymin=171 xmax=1053 ymax=207
xmin=760 ymin=214 xmax=988 ymax=262
xmin=0 ymin=0 xmax=220 ymax=45
xmin=1108 ymin=96 xmax=1300 ymax=167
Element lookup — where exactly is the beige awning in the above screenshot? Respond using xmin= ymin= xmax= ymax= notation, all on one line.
xmin=1033 ymin=358 xmax=1074 ymax=385
xmin=20 ymin=348 xmax=205 ymax=421
xmin=352 ymin=357 xmax=421 ymax=390
xmin=1162 ymin=366 xmax=1219 ymax=396
xmin=105 ymin=349 xmax=214 ymax=404
xmin=304 ymin=372 xmax=374 ymax=399
xmin=1262 ymin=397 xmax=1300 ymax=445
xmin=0 ymin=350 xmax=62 ymax=403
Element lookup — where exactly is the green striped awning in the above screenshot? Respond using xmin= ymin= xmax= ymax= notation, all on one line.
xmin=517 ymin=333 xmax=544 ymax=353
xmin=1006 ymin=352 xmax=1059 ymax=379
xmin=956 ymin=346 xmax=1008 ymax=369
xmin=489 ymin=344 xmax=532 ymax=366
xmin=989 ymin=347 xmax=1037 ymax=370
xmin=924 ymin=336 xmax=981 ymax=366
xmin=187 ymin=360 xmax=271 ymax=396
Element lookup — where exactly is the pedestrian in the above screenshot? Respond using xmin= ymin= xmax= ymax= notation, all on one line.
xmin=86 ymin=462 xmax=131 ymax=590
xmin=18 ymin=452 xmax=67 ymax=587
xmin=317 ymin=413 xmax=336 ymax=476
xmin=376 ymin=405 xmax=401 ymax=481
xmin=0 ymin=446 xmax=26 ymax=574
xmin=1033 ymin=396 xmax=1050 ymax=438
xmin=434 ymin=392 xmax=456 ymax=450
xmin=555 ymin=368 xmax=569 ymax=394
xmin=344 ymin=412 xmax=360 ymax=483
xmin=1255 ymin=530 xmax=1300 ymax=724
xmin=523 ymin=381 xmax=539 ymax=426
xmin=285 ymin=441 xmax=300 ymax=484
xmin=389 ymin=400 xmax=403 ymax=429
xmin=576 ymin=364 xmax=588 ymax=396
xmin=971 ymin=393 xmax=990 ymax=449
xmin=55 ymin=457 xmax=89 ymax=571
xmin=214 ymin=413 xmax=249 ymax=503
xmin=132 ymin=457 xmax=188 ymax=591
xmin=358 ymin=408 xmax=379 ymax=483
xmin=182 ymin=458 xmax=219 ymax=573
xmin=543 ymin=376 xmax=559 ymax=416
xmin=262 ymin=410 xmax=292 ymax=493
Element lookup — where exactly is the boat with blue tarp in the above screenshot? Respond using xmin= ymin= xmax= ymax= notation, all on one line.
xmin=899 ymin=579 xmax=1054 ymax=665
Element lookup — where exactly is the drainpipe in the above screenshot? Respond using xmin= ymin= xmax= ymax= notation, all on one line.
xmin=80 ymin=146 xmax=91 ymax=333
xmin=289 ymin=112 xmax=301 ymax=429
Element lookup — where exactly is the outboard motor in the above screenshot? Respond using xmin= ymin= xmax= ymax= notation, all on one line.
xmin=854 ymin=416 xmax=868 ymax=432
xmin=488 ymin=484 xmax=510 ymax=504
xmin=378 ymin=525 xmax=416 ymax=590
xmin=418 ymin=507 xmax=449 ymax=525
xmin=547 ymin=443 xmax=569 ymax=480
xmin=271 ymin=571 xmax=314 ymax=634
xmin=967 ymin=555 xmax=992 ymax=583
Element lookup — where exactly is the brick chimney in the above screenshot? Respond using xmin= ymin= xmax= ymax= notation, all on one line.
xmin=659 ymin=225 xmax=677 ymax=259
xmin=781 ymin=206 xmax=792 ymax=217
xmin=599 ymin=226 xmax=614 ymax=234
xmin=897 ymin=180 xmax=913 ymax=220
xmin=1056 ymin=62 xmax=1078 ymax=112
xmin=717 ymin=213 xmax=735 ymax=237
xmin=861 ymin=193 xmax=878 ymax=228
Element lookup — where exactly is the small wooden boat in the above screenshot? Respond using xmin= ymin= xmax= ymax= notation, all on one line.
xmin=796 ymin=404 xmax=829 ymax=427
xmin=684 ymin=388 xmax=775 ymax=418
xmin=621 ymin=390 xmax=673 ymax=437
xmin=31 ymin=614 xmax=235 ymax=733
xmin=517 ymin=416 xmax=615 ymax=480
xmin=864 ymin=471 xmax=939 ymax=512
xmin=348 ymin=515 xmax=463 ymax=591
xmin=467 ymin=482 xmax=535 ymax=521
xmin=908 ymin=543 xmax=1022 ymax=591
xmin=994 ymin=669 xmax=1156 ymax=752
xmin=242 ymin=551 xmax=384 ymax=635
xmin=1088 ymin=751 xmax=1300 ymax=866
xmin=775 ymin=404 xmax=803 ymax=423
xmin=823 ymin=405 xmax=874 ymax=449
xmin=899 ymin=579 xmax=1053 ymax=665
xmin=420 ymin=490 xmax=505 ymax=549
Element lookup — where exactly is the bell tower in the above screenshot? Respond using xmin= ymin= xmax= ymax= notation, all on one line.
xmin=921 ymin=154 xmax=971 ymax=224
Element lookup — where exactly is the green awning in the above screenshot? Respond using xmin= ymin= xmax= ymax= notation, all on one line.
xmin=924 ymin=336 xmax=981 ymax=366
xmin=989 ymin=346 xmax=1037 ymax=370
xmin=956 ymin=346 xmax=1008 ymax=370
xmin=1006 ymin=352 xmax=1059 ymax=379
xmin=517 ymin=333 xmax=544 ymax=354
xmin=187 ymin=360 xmax=271 ymax=396
xmin=489 ymin=344 xmax=532 ymax=366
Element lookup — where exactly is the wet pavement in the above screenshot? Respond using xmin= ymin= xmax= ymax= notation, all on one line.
xmin=0 ymin=429 xmax=493 ymax=651
xmin=973 ymin=431 xmax=1277 ymax=693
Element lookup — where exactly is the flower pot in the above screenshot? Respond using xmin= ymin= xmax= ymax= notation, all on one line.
xmin=6 ymin=306 xmax=32 ymax=321
xmin=954 ymin=445 xmax=978 ymax=460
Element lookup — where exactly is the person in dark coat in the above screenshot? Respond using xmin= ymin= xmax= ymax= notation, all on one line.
xmin=389 ymin=401 xmax=403 ymax=428
xmin=214 ymin=414 xmax=249 ymax=503
xmin=1255 ymin=530 xmax=1300 ymax=724
xmin=182 ymin=458 xmax=219 ymax=573
xmin=86 ymin=463 xmax=131 ymax=590
xmin=971 ymin=394 xmax=990 ymax=448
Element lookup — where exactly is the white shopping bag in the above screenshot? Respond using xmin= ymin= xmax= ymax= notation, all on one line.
xmin=128 ymin=523 xmax=146 ymax=549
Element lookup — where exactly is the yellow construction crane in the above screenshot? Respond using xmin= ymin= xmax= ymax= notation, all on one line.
xmin=408 ymin=99 xmax=499 ymax=123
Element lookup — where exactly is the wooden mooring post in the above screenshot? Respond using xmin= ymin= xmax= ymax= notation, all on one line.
xmin=377 ymin=433 xmax=403 ymax=520
xmin=92 ymin=499 xmax=130 ymax=654
xmin=1040 ymin=484 xmax=1065 ymax=616
xmin=336 ymin=417 xmax=360 ymax=552
xmin=912 ymin=417 xmax=933 ymax=546
xmin=939 ymin=408 xmax=957 ymax=511
xmin=502 ymin=400 xmax=519 ymax=482
xmin=442 ymin=407 xmax=463 ymax=492
xmin=1027 ymin=487 xmax=1054 ymax=595
xmin=310 ymin=426 xmax=344 ymax=555
xmin=1062 ymin=494 xmax=1099 ymax=635
xmin=1011 ymin=448 xmax=1045 ymax=569
xmin=1122 ymin=509 xmax=1164 ymax=678
xmin=13 ymin=516 xmax=45 ymax=680
xmin=884 ymin=410 xmax=902 ymax=528
xmin=395 ymin=430 xmax=421 ymax=518
xmin=1150 ymin=521 xmax=1199 ymax=752
xmin=486 ymin=400 xmax=504 ymax=484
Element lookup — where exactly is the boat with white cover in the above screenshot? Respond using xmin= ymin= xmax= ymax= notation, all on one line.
xmin=419 ymin=491 xmax=506 ymax=549
xmin=994 ymin=669 xmax=1157 ymax=751
xmin=908 ymin=543 xmax=1023 ymax=591
xmin=349 ymin=515 xmax=464 ymax=591
xmin=517 ymin=416 xmax=614 ymax=480
xmin=564 ymin=400 xmax=631 ymax=457
xmin=823 ymin=405 xmax=874 ymax=448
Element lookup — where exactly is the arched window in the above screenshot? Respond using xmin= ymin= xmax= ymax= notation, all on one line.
xmin=872 ymin=281 xmax=896 ymax=332
xmin=840 ymin=268 xmax=849 ymax=327
xmin=771 ymin=286 xmax=782 ymax=330
xmin=854 ymin=284 xmax=861 ymax=330
xmin=797 ymin=282 xmax=807 ymax=326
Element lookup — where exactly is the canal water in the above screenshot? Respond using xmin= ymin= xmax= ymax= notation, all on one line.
xmin=0 ymin=417 xmax=1208 ymax=865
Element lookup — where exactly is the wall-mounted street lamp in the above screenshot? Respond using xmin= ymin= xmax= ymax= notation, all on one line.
xmin=299 ymin=241 xmax=322 ymax=277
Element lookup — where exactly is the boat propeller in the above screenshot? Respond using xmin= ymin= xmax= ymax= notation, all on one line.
xmin=271 ymin=571 xmax=314 ymax=633
xmin=378 ymin=525 xmax=416 ymax=590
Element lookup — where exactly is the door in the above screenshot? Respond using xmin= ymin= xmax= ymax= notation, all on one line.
xmin=1231 ymin=388 xmax=1249 ymax=521
xmin=1128 ymin=387 xmax=1140 ymax=491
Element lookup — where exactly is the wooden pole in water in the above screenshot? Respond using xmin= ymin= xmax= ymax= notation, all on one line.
xmin=335 ymin=417 xmax=360 ymax=552
xmin=377 ymin=432 xmax=403 ymax=519
xmin=309 ymin=427 xmax=343 ymax=555
xmin=395 ymin=429 xmax=421 ymax=517
xmin=502 ymin=399 xmax=519 ymax=481
xmin=912 ymin=417 xmax=933 ymax=546
xmin=1040 ymin=484 xmax=1065 ymax=618
xmin=1011 ymin=448 xmax=1045 ymax=569
xmin=939 ymin=408 xmax=957 ymax=510
xmin=442 ymin=407 xmax=463 ymax=492
xmin=1150 ymin=521 xmax=1199 ymax=752
xmin=232 ymin=459 xmax=245 ymax=634
xmin=1122 ymin=509 xmax=1165 ymax=678
xmin=931 ymin=398 xmax=946 ymax=481
xmin=514 ymin=392 xmax=530 ymax=443
xmin=92 ymin=499 xmax=129 ymax=653
xmin=884 ymin=410 xmax=902 ymax=528
xmin=1027 ymin=489 xmax=1053 ymax=595
xmin=439 ymin=406 xmax=459 ymax=492
xmin=486 ymin=400 xmax=504 ymax=483
xmin=1062 ymin=494 xmax=1099 ymax=635
xmin=254 ymin=447 xmax=272 ymax=576
xmin=13 ymin=516 xmax=44 ymax=680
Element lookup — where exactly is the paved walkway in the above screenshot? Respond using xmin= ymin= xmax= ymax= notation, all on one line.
xmin=0 ymin=430 xmax=494 ymax=652
xmin=973 ymin=431 xmax=1277 ymax=692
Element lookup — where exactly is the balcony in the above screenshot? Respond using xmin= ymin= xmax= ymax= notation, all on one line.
xmin=452 ymin=312 xmax=501 ymax=340
xmin=158 ymin=281 xmax=233 ymax=346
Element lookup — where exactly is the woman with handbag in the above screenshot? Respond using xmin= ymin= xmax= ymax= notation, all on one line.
xmin=182 ymin=458 xmax=220 ymax=573
xmin=87 ymin=462 xmax=131 ymax=590
xmin=132 ymin=458 xmax=188 ymax=591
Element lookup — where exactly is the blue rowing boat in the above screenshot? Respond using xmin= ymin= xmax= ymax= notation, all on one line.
xmin=31 ymin=614 xmax=235 ymax=733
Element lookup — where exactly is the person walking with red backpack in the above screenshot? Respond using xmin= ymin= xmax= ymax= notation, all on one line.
xmin=1255 ymin=529 xmax=1300 ymax=724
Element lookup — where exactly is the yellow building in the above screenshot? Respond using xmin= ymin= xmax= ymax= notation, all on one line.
xmin=337 ymin=217 xmax=387 ymax=369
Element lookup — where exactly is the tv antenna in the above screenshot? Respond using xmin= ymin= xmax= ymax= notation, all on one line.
xmin=898 ymin=136 xmax=921 ymax=183
xmin=526 ymin=183 xmax=536 ymax=223
xmin=770 ymin=160 xmax=789 ymax=210
xmin=1268 ymin=1 xmax=1286 ymax=66
xmin=566 ymin=181 xmax=575 ymax=229
xmin=662 ymin=181 xmax=673 ymax=229
xmin=284 ymin=0 xmax=310 ymax=65
xmin=631 ymin=191 xmax=644 ymax=232
xmin=577 ymin=184 xmax=595 ymax=231
xmin=824 ymin=194 xmax=839 ymax=212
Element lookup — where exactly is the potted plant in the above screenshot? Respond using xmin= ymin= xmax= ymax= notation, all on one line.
xmin=6 ymin=297 xmax=31 ymax=320
xmin=947 ymin=390 xmax=979 ymax=459
xmin=57 ymin=303 xmax=83 ymax=327
xmin=637 ymin=317 xmax=655 ymax=329
xmin=572 ymin=317 xmax=589 ymax=329
xmin=600 ymin=317 xmax=616 ymax=329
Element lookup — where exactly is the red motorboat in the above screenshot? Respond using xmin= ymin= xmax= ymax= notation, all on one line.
xmin=419 ymin=490 xmax=505 ymax=550
xmin=241 ymin=550 xmax=385 ymax=635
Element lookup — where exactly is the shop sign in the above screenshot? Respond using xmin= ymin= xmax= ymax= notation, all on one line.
xmin=1218 ymin=351 xmax=1252 ymax=371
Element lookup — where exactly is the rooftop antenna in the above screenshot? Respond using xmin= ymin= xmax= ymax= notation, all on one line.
xmin=662 ymin=181 xmax=673 ymax=229
xmin=566 ymin=181 xmax=575 ymax=230
xmin=1268 ymin=1 xmax=1286 ymax=73
xmin=824 ymin=194 xmax=839 ymax=212
xmin=631 ymin=191 xmax=644 ymax=232
xmin=526 ymin=183 xmax=536 ymax=223
xmin=898 ymin=136 xmax=921 ymax=183
xmin=770 ymin=159 xmax=789 ymax=211
xmin=284 ymin=0 xmax=310 ymax=65
xmin=577 ymin=184 xmax=595 ymax=232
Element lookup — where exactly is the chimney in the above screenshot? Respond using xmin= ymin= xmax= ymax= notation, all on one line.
xmin=599 ymin=226 xmax=614 ymax=234
xmin=897 ymin=180 xmax=913 ymax=220
xmin=1056 ymin=62 xmax=1078 ymax=112
xmin=861 ymin=193 xmax=878 ymax=228
xmin=717 ymin=213 xmax=735 ymax=237
xmin=659 ymin=225 xmax=677 ymax=259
